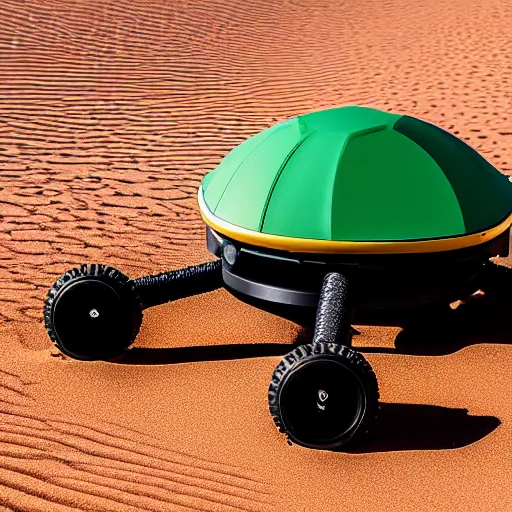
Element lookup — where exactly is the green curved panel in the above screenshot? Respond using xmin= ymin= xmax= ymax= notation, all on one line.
xmin=299 ymin=105 xmax=399 ymax=133
xmin=261 ymin=107 xmax=403 ymax=238
xmin=200 ymin=167 xmax=215 ymax=191
xmin=331 ymin=129 xmax=465 ymax=241
xmin=261 ymin=130 xmax=348 ymax=239
xmin=394 ymin=116 xmax=512 ymax=233
xmin=213 ymin=118 xmax=305 ymax=231
xmin=201 ymin=105 xmax=512 ymax=243
xmin=202 ymin=122 xmax=282 ymax=212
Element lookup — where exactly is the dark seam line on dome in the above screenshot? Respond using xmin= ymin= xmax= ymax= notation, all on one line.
xmin=213 ymin=125 xmax=284 ymax=214
xmin=259 ymin=131 xmax=313 ymax=232
xmin=329 ymin=123 xmax=390 ymax=241
xmin=392 ymin=116 xmax=468 ymax=233
xmin=329 ymin=133 xmax=354 ymax=241
xmin=391 ymin=116 xmax=512 ymax=233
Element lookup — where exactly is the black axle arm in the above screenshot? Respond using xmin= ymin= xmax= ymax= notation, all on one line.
xmin=312 ymin=271 xmax=354 ymax=346
xmin=129 ymin=259 xmax=223 ymax=310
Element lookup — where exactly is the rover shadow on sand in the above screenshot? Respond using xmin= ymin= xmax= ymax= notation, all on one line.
xmin=112 ymin=287 xmax=509 ymax=453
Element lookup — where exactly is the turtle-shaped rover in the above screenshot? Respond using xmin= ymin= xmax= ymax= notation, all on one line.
xmin=44 ymin=106 xmax=512 ymax=451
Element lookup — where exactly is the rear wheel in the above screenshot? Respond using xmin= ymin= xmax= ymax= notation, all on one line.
xmin=268 ymin=343 xmax=379 ymax=451
xmin=44 ymin=264 xmax=143 ymax=361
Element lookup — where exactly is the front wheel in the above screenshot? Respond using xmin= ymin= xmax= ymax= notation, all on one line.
xmin=268 ymin=343 xmax=379 ymax=451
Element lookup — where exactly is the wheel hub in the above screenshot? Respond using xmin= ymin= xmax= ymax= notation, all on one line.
xmin=279 ymin=358 xmax=365 ymax=447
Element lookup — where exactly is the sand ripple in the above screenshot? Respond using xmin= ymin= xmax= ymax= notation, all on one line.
xmin=0 ymin=368 xmax=276 ymax=511
xmin=1 ymin=0 xmax=511 ymax=322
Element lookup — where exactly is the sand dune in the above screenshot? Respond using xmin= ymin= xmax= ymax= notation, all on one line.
xmin=1 ymin=0 xmax=512 ymax=510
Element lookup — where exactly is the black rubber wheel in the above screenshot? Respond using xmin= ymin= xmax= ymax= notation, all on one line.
xmin=44 ymin=264 xmax=143 ymax=361
xmin=268 ymin=343 xmax=379 ymax=451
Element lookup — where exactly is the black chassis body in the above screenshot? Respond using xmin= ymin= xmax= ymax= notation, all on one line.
xmin=206 ymin=225 xmax=510 ymax=314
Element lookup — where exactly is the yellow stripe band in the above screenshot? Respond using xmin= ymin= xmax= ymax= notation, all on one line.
xmin=198 ymin=186 xmax=512 ymax=255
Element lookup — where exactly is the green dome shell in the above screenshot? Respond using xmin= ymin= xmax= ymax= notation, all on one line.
xmin=201 ymin=106 xmax=512 ymax=243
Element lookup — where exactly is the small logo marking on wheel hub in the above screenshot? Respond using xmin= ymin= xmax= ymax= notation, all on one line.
xmin=318 ymin=390 xmax=328 ymax=402
xmin=317 ymin=390 xmax=329 ymax=411
xmin=89 ymin=309 xmax=99 ymax=318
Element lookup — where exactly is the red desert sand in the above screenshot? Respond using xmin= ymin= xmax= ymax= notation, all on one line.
xmin=1 ymin=0 xmax=512 ymax=510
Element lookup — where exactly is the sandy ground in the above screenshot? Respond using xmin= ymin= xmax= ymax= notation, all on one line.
xmin=1 ymin=0 xmax=512 ymax=510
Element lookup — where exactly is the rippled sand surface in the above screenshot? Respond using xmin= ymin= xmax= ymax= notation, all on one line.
xmin=1 ymin=0 xmax=512 ymax=510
